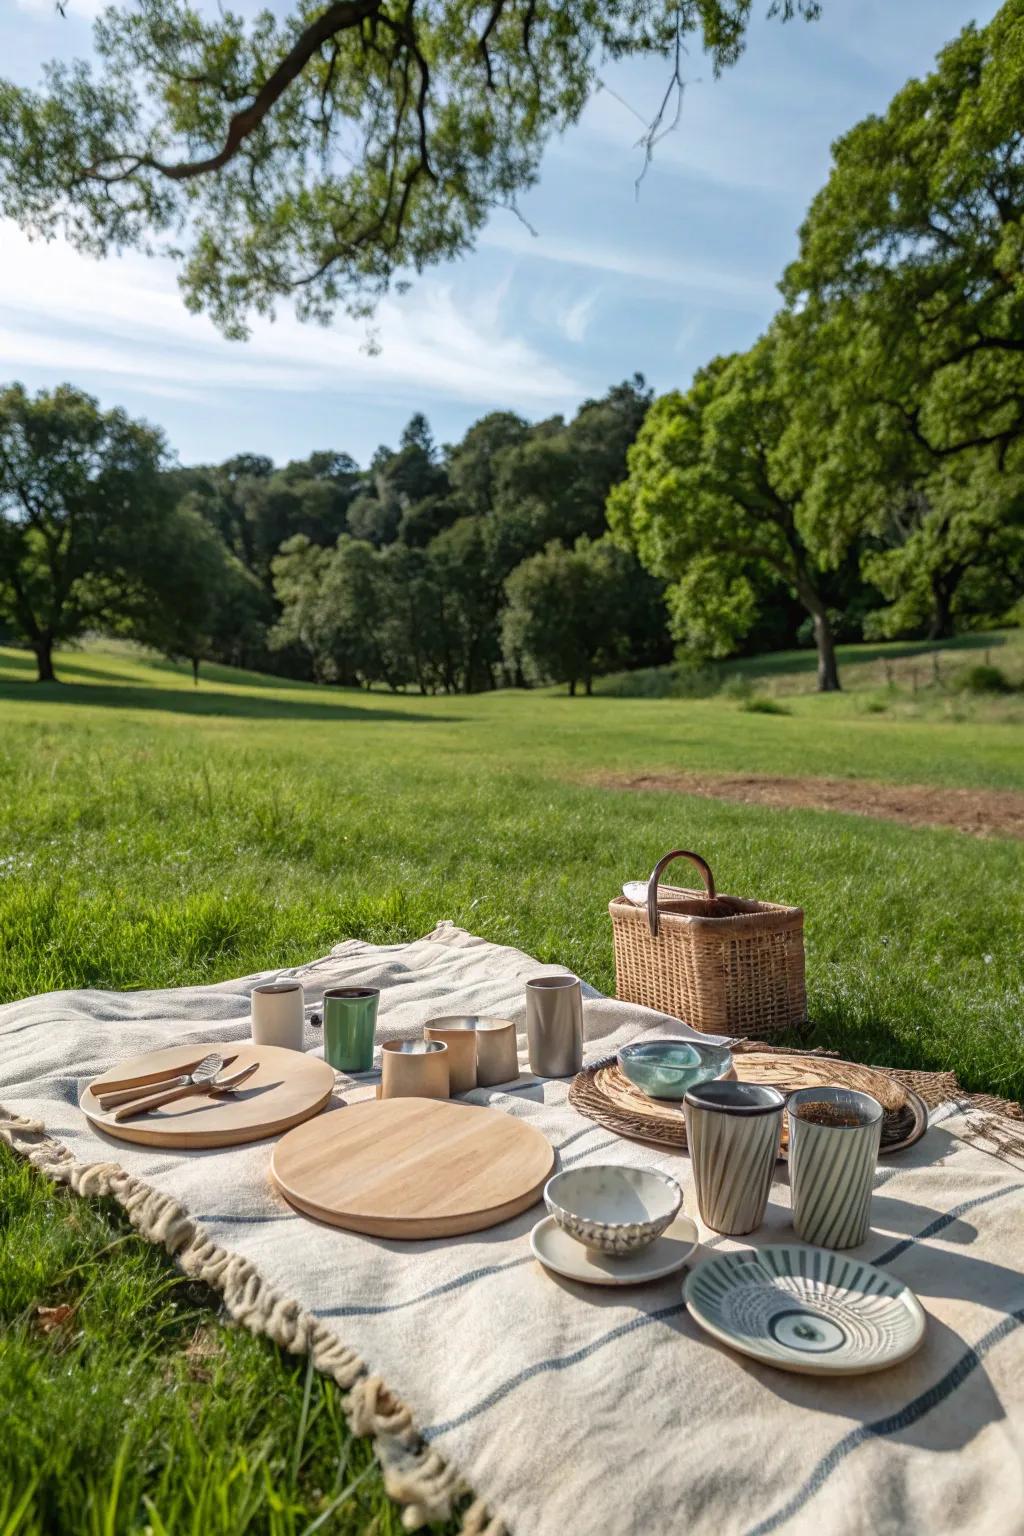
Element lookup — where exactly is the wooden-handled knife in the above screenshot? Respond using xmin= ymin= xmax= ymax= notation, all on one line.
xmin=112 ymin=1061 xmax=259 ymax=1123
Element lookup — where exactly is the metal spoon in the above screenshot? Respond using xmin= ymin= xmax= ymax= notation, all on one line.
xmin=96 ymin=1052 xmax=229 ymax=1111
xmin=113 ymin=1060 xmax=259 ymax=1123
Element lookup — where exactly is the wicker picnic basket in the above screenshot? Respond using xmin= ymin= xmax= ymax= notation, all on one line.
xmin=609 ymin=850 xmax=806 ymax=1040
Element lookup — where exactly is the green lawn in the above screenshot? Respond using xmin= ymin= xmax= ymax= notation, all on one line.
xmin=1 ymin=640 xmax=1022 ymax=1532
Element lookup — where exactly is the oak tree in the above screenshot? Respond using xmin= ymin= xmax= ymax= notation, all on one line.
xmin=0 ymin=1 xmax=819 ymax=334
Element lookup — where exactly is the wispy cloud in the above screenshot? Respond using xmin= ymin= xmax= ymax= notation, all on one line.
xmin=561 ymin=291 xmax=599 ymax=344
xmin=479 ymin=221 xmax=773 ymax=308
xmin=0 ymin=223 xmax=583 ymax=409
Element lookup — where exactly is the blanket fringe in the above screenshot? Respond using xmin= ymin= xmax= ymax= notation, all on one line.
xmin=0 ymin=1103 xmax=496 ymax=1532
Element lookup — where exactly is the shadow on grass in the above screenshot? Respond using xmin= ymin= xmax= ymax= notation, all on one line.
xmin=0 ymin=678 xmax=460 ymax=724
xmin=724 ymin=633 xmax=1002 ymax=681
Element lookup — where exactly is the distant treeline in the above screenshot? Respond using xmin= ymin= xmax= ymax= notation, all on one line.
xmin=166 ymin=380 xmax=675 ymax=695
xmin=1 ymin=7 xmax=1021 ymax=692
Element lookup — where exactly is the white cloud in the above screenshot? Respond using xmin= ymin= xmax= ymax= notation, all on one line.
xmin=561 ymin=291 xmax=599 ymax=344
xmin=479 ymin=221 xmax=773 ymax=308
xmin=0 ymin=223 xmax=583 ymax=409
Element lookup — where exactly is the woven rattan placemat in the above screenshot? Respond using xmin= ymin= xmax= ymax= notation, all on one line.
xmin=568 ymin=1041 xmax=1020 ymax=1157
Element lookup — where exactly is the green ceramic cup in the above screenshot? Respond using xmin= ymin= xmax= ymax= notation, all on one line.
xmin=323 ymin=987 xmax=379 ymax=1073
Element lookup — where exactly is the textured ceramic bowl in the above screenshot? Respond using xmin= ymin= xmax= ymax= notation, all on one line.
xmin=543 ymin=1165 xmax=682 ymax=1255
xmin=617 ymin=1038 xmax=733 ymax=1100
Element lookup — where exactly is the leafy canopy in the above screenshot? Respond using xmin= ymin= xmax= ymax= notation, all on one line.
xmin=0 ymin=0 xmax=818 ymax=335
xmin=782 ymin=0 xmax=1024 ymax=467
xmin=0 ymin=382 xmax=172 ymax=678
xmin=607 ymin=332 xmax=845 ymax=688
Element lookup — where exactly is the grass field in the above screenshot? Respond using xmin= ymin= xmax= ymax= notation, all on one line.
xmin=1 ymin=639 xmax=1022 ymax=1533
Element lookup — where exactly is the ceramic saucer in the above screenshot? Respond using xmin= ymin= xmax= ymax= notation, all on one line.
xmin=531 ymin=1212 xmax=699 ymax=1286
xmin=684 ymin=1245 xmax=926 ymax=1376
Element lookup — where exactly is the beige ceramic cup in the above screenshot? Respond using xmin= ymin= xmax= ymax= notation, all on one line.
xmin=250 ymin=981 xmax=305 ymax=1051
xmin=424 ymin=1023 xmax=478 ymax=1094
xmin=381 ymin=1039 xmax=449 ymax=1100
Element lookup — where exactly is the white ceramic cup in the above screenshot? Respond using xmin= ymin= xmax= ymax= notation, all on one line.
xmin=250 ymin=981 xmax=305 ymax=1051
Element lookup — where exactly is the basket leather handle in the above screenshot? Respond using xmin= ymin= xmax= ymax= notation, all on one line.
xmin=646 ymin=850 xmax=716 ymax=937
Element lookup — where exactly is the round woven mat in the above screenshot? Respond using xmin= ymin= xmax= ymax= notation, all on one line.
xmin=568 ymin=1050 xmax=927 ymax=1157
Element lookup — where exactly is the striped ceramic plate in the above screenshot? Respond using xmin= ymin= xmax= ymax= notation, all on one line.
xmin=684 ymin=1246 xmax=926 ymax=1376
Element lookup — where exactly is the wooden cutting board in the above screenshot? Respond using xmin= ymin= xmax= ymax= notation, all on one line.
xmin=271 ymin=1097 xmax=555 ymax=1239
xmin=81 ymin=1043 xmax=336 ymax=1149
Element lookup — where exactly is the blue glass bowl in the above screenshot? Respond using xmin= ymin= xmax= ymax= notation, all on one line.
xmin=617 ymin=1038 xmax=733 ymax=1100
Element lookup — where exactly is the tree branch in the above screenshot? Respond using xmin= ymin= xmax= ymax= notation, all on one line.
xmin=87 ymin=0 xmax=384 ymax=184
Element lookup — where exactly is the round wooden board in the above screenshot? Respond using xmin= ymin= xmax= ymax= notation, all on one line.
xmin=271 ymin=1097 xmax=555 ymax=1239
xmin=82 ymin=1043 xmax=336 ymax=1149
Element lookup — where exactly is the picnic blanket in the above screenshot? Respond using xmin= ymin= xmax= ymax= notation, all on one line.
xmin=2 ymin=922 xmax=1023 ymax=1536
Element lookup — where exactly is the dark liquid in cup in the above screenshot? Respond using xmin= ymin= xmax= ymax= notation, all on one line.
xmin=793 ymin=1100 xmax=864 ymax=1128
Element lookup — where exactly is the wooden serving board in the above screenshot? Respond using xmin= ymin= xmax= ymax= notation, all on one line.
xmin=271 ymin=1097 xmax=555 ymax=1239
xmin=82 ymin=1043 xmax=336 ymax=1149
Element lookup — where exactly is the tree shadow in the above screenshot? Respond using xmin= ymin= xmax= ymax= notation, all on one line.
xmin=726 ymin=632 xmax=1002 ymax=681
xmin=0 ymin=677 xmax=459 ymax=724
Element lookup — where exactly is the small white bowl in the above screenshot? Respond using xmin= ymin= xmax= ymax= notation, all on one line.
xmin=544 ymin=1165 xmax=682 ymax=1255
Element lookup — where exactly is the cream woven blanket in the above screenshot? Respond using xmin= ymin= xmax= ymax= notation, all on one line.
xmin=2 ymin=923 xmax=1022 ymax=1536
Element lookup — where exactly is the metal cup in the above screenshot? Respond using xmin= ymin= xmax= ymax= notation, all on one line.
xmin=381 ymin=1039 xmax=449 ymax=1099
xmin=423 ymin=1015 xmax=520 ymax=1087
xmin=788 ymin=1087 xmax=883 ymax=1249
xmin=683 ymin=1081 xmax=785 ymax=1235
xmin=423 ymin=1022 xmax=478 ymax=1094
xmin=526 ymin=975 xmax=583 ymax=1078
xmin=323 ymin=987 xmax=379 ymax=1073
xmin=250 ymin=981 xmax=305 ymax=1051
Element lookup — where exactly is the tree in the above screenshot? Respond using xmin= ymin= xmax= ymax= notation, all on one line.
xmin=181 ymin=450 xmax=359 ymax=583
xmin=502 ymin=536 xmax=639 ymax=695
xmin=0 ymin=382 xmax=171 ymax=681
xmin=446 ymin=412 xmax=531 ymax=514
xmin=0 ymin=2 xmax=820 ymax=336
xmin=775 ymin=5 xmax=1024 ymax=645
xmin=121 ymin=503 xmax=269 ymax=680
xmin=782 ymin=3 xmax=1024 ymax=472
xmin=608 ymin=335 xmax=845 ymax=690
xmin=861 ymin=459 xmax=1024 ymax=640
xmin=348 ymin=417 xmax=449 ymax=547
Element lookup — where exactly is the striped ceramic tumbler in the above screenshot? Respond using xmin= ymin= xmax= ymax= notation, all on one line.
xmin=683 ymin=1081 xmax=785 ymax=1235
xmin=788 ymin=1087 xmax=883 ymax=1249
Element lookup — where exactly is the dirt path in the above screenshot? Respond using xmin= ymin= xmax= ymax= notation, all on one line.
xmin=597 ymin=772 xmax=1024 ymax=840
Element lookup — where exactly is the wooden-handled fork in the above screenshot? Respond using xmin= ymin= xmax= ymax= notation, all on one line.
xmin=112 ymin=1061 xmax=259 ymax=1122
xmin=96 ymin=1052 xmax=238 ymax=1111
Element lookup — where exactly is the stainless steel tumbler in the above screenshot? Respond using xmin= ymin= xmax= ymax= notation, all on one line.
xmin=323 ymin=987 xmax=379 ymax=1073
xmin=526 ymin=975 xmax=583 ymax=1077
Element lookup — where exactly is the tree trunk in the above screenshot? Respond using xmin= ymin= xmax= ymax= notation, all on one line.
xmin=584 ymin=675 xmax=593 ymax=697
xmin=796 ymin=581 xmax=841 ymax=692
xmin=568 ymin=678 xmax=576 ymax=697
xmin=926 ymin=576 xmax=957 ymax=640
xmin=34 ymin=636 xmax=56 ymax=683
xmin=192 ymin=656 xmax=200 ymax=687
xmin=811 ymin=607 xmax=841 ymax=692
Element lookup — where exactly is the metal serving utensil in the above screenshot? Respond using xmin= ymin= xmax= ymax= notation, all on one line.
xmin=112 ymin=1061 xmax=259 ymax=1123
xmin=96 ymin=1052 xmax=232 ymax=1112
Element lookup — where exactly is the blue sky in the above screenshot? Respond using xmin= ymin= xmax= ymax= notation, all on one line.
xmin=0 ymin=0 xmax=1001 ymax=468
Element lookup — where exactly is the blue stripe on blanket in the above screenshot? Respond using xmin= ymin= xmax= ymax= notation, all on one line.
xmin=746 ymin=1307 xmax=1024 ymax=1536
xmin=420 ymin=1179 xmax=1023 ymax=1444
xmin=872 ymin=1184 xmax=1024 ymax=1266
xmin=323 ymin=1256 xmax=535 ymax=1318
xmin=421 ymin=1301 xmax=688 ymax=1439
